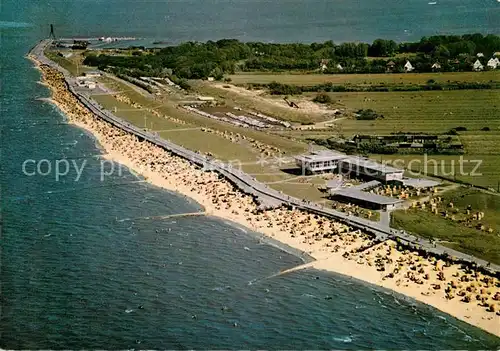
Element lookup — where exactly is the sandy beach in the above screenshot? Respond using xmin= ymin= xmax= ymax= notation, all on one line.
xmin=30 ymin=59 xmax=500 ymax=337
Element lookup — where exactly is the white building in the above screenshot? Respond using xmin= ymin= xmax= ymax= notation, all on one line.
xmin=431 ymin=62 xmax=441 ymax=70
xmin=294 ymin=150 xmax=346 ymax=173
xmin=477 ymin=52 xmax=485 ymax=58
xmin=84 ymin=71 xmax=102 ymax=79
xmin=404 ymin=60 xmax=414 ymax=72
xmin=338 ymin=156 xmax=404 ymax=182
xmin=473 ymin=59 xmax=484 ymax=71
xmin=336 ymin=63 xmax=343 ymax=71
xmin=197 ymin=96 xmax=215 ymax=101
xmin=487 ymin=58 xmax=500 ymax=69
xmin=319 ymin=59 xmax=329 ymax=71
xmin=294 ymin=151 xmax=404 ymax=182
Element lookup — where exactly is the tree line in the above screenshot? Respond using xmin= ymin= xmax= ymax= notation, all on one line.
xmin=260 ymin=80 xmax=500 ymax=95
xmin=82 ymin=34 xmax=500 ymax=80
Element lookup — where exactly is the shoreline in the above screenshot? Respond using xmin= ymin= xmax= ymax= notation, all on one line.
xmin=28 ymin=55 xmax=500 ymax=338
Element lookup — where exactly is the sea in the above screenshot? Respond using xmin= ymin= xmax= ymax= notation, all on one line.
xmin=1 ymin=0 xmax=500 ymax=348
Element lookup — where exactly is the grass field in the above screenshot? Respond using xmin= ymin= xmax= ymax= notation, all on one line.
xmin=312 ymin=90 xmax=500 ymax=135
xmin=229 ymin=71 xmax=500 ymax=86
xmin=91 ymin=94 xmax=259 ymax=162
xmin=45 ymin=51 xmax=88 ymax=77
xmin=391 ymin=187 xmax=500 ymax=264
xmin=98 ymin=77 xmax=308 ymax=155
xmin=371 ymin=154 xmax=500 ymax=190
xmin=195 ymin=82 xmax=323 ymax=124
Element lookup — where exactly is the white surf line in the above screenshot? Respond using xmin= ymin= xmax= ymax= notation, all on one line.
xmin=117 ymin=211 xmax=206 ymax=222
xmin=249 ymin=261 xmax=317 ymax=285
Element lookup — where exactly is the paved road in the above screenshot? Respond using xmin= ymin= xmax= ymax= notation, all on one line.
xmin=30 ymin=39 xmax=500 ymax=276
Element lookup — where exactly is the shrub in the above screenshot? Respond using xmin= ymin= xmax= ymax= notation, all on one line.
xmin=455 ymin=126 xmax=467 ymax=131
xmin=177 ymin=79 xmax=191 ymax=90
xmin=268 ymin=82 xmax=303 ymax=95
xmin=312 ymin=93 xmax=332 ymax=104
xmin=356 ymin=109 xmax=384 ymax=120
xmin=481 ymin=127 xmax=490 ymax=131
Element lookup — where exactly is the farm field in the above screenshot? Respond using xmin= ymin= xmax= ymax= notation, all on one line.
xmin=391 ymin=188 xmax=500 ymax=264
xmin=229 ymin=71 xmax=500 ymax=86
xmin=313 ymin=90 xmax=500 ymax=135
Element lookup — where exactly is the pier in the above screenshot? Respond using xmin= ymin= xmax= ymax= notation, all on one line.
xmin=29 ymin=39 xmax=500 ymax=276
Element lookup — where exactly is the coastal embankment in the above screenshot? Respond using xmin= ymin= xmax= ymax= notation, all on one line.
xmin=28 ymin=43 xmax=500 ymax=337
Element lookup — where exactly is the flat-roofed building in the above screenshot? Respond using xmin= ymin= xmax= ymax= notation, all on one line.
xmin=84 ymin=70 xmax=102 ymax=79
xmin=339 ymin=156 xmax=404 ymax=182
xmin=294 ymin=150 xmax=347 ymax=173
xmin=295 ymin=151 xmax=405 ymax=182
xmin=330 ymin=187 xmax=404 ymax=211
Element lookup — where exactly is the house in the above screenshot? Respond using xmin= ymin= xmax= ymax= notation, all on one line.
xmin=207 ymin=76 xmax=215 ymax=81
xmin=487 ymin=58 xmax=500 ymax=69
xmin=404 ymin=60 xmax=414 ymax=72
xmin=472 ymin=59 xmax=484 ymax=71
xmin=494 ymin=52 xmax=500 ymax=57
xmin=336 ymin=63 xmax=343 ymax=71
xmin=431 ymin=62 xmax=441 ymax=71
xmin=477 ymin=52 xmax=485 ymax=58
xmin=386 ymin=60 xmax=396 ymax=72
xmin=319 ymin=59 xmax=329 ymax=71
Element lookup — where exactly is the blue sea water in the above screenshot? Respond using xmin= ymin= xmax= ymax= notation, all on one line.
xmin=1 ymin=0 xmax=500 ymax=348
